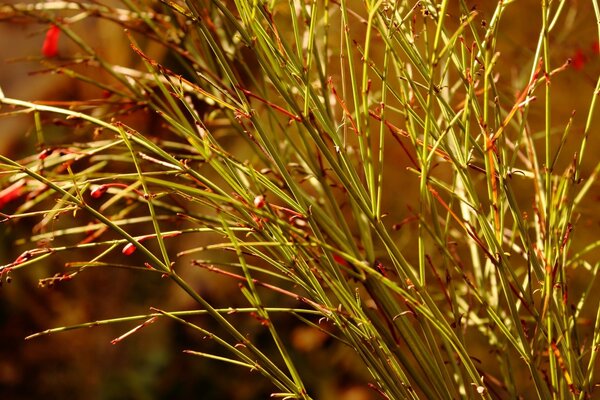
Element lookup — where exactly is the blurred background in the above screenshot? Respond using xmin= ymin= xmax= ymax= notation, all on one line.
xmin=1 ymin=1 xmax=599 ymax=399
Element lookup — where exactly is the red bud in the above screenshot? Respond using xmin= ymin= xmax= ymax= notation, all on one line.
xmin=332 ymin=254 xmax=349 ymax=267
xmin=122 ymin=243 xmax=136 ymax=256
xmin=38 ymin=148 xmax=54 ymax=160
xmin=90 ymin=185 xmax=108 ymax=198
xmin=253 ymin=195 xmax=265 ymax=208
xmin=0 ymin=180 xmax=26 ymax=210
xmin=42 ymin=25 xmax=61 ymax=58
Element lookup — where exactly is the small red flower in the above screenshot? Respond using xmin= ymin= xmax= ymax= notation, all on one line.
xmin=42 ymin=25 xmax=61 ymax=58
xmin=571 ymin=49 xmax=587 ymax=70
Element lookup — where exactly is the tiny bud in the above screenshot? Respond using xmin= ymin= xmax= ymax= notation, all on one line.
xmin=42 ymin=24 xmax=61 ymax=58
xmin=332 ymin=254 xmax=349 ymax=267
xmin=13 ymin=251 xmax=31 ymax=265
xmin=38 ymin=148 xmax=53 ymax=160
xmin=0 ymin=180 xmax=26 ymax=209
xmin=122 ymin=243 xmax=136 ymax=256
xmin=90 ymin=185 xmax=108 ymax=199
xmin=253 ymin=195 xmax=265 ymax=208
